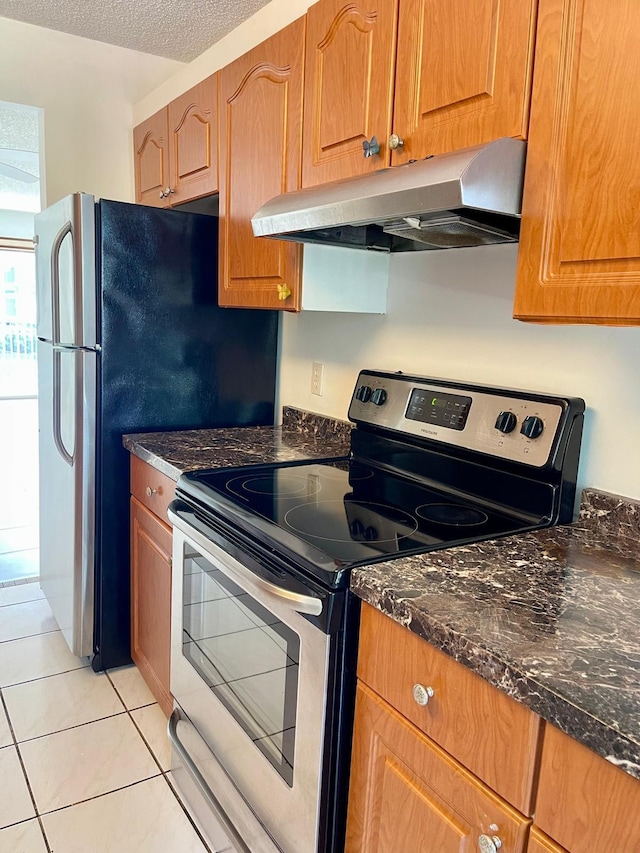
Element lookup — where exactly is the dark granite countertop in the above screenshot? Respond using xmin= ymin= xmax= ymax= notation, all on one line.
xmin=351 ymin=488 xmax=640 ymax=781
xmin=123 ymin=407 xmax=352 ymax=480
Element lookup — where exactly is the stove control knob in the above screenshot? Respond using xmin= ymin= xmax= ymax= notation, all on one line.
xmin=355 ymin=385 xmax=372 ymax=403
xmin=521 ymin=415 xmax=544 ymax=439
xmin=371 ymin=388 xmax=387 ymax=406
xmin=494 ymin=411 xmax=517 ymax=434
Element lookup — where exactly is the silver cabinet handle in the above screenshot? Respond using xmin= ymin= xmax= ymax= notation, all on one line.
xmin=145 ymin=486 xmax=158 ymax=497
xmin=412 ymin=683 xmax=434 ymax=706
xmin=478 ymin=835 xmax=502 ymax=852
xmin=389 ymin=132 xmax=404 ymax=150
xmin=168 ymin=709 xmax=252 ymax=853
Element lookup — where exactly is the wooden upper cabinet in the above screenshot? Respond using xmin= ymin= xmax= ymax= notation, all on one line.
xmin=302 ymin=0 xmax=398 ymax=186
xmin=218 ymin=18 xmax=305 ymax=310
xmin=514 ymin=0 xmax=640 ymax=323
xmin=301 ymin=0 xmax=537 ymax=183
xmin=134 ymin=76 xmax=218 ymax=208
xmin=167 ymin=76 xmax=219 ymax=204
xmin=391 ymin=0 xmax=537 ymax=164
xmin=133 ymin=108 xmax=170 ymax=208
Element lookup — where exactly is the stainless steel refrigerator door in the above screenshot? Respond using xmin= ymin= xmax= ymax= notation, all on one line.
xmin=35 ymin=193 xmax=97 ymax=347
xmin=38 ymin=340 xmax=96 ymax=657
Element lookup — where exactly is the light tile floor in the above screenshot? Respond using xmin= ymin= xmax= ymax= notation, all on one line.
xmin=0 ymin=581 xmax=223 ymax=852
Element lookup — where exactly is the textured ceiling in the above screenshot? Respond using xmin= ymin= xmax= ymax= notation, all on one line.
xmin=0 ymin=0 xmax=274 ymax=62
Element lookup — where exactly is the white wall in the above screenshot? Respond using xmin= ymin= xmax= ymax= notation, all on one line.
xmin=280 ymin=245 xmax=640 ymax=500
xmin=0 ymin=17 xmax=182 ymax=205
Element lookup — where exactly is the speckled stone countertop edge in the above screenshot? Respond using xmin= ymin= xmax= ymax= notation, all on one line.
xmin=122 ymin=407 xmax=352 ymax=481
xmin=351 ymin=575 xmax=640 ymax=780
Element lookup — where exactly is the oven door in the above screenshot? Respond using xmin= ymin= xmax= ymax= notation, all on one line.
xmin=169 ymin=504 xmax=331 ymax=853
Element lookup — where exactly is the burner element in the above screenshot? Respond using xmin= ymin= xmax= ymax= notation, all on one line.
xmin=227 ymin=473 xmax=322 ymax=498
xmin=416 ymin=502 xmax=489 ymax=527
xmin=283 ymin=501 xmax=418 ymax=544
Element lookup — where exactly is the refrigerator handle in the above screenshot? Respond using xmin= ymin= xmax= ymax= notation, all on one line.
xmin=52 ymin=349 xmax=74 ymax=467
xmin=50 ymin=220 xmax=73 ymax=346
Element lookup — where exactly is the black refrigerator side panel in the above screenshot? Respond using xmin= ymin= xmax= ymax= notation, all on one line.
xmin=94 ymin=200 xmax=278 ymax=670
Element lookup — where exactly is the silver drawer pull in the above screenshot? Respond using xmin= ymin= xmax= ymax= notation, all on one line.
xmin=478 ymin=834 xmax=502 ymax=852
xmin=412 ymin=683 xmax=434 ymax=706
xmin=145 ymin=486 xmax=158 ymax=497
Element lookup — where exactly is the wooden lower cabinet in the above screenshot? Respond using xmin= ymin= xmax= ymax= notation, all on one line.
xmin=527 ymin=827 xmax=567 ymax=853
xmin=346 ymin=682 xmax=531 ymax=852
xmin=130 ymin=495 xmax=173 ymax=717
xmin=357 ymin=603 xmax=540 ymax=814
xmin=534 ymin=723 xmax=640 ymax=853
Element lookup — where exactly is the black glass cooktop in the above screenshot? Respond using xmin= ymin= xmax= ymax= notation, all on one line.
xmin=177 ymin=458 xmax=536 ymax=588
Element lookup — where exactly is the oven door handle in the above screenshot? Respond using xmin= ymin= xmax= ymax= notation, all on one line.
xmin=169 ymin=507 xmax=324 ymax=617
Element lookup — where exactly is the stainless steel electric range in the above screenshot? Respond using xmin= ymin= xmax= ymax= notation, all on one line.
xmin=167 ymin=369 xmax=585 ymax=853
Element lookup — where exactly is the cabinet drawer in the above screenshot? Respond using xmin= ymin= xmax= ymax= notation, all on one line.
xmin=357 ymin=603 xmax=541 ymax=814
xmin=346 ymin=682 xmax=531 ymax=853
xmin=535 ymin=724 xmax=640 ymax=853
xmin=130 ymin=455 xmax=176 ymax=524
xmin=527 ymin=827 xmax=567 ymax=853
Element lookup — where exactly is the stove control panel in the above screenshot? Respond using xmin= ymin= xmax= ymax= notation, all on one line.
xmin=348 ymin=371 xmax=573 ymax=468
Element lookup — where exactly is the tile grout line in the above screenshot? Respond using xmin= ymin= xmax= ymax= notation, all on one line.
xmin=0 ymin=629 xmax=60 ymax=645
xmin=1 ymin=661 xmax=91 ymax=690
xmin=161 ymin=766 xmax=214 ymax=853
xmin=105 ymin=669 xmax=213 ymax=853
xmin=0 ymin=689 xmax=53 ymax=852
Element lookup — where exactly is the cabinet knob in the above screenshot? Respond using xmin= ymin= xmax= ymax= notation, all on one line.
xmin=412 ymin=683 xmax=434 ymax=706
xmin=158 ymin=190 xmax=165 ymax=199
xmin=478 ymin=835 xmax=502 ymax=853
xmin=388 ymin=133 xmax=404 ymax=150
xmin=277 ymin=285 xmax=292 ymax=301
xmin=362 ymin=136 xmax=380 ymax=158
xmin=145 ymin=486 xmax=158 ymax=497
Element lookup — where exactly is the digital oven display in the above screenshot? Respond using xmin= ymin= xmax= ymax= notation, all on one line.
xmin=405 ymin=389 xmax=472 ymax=431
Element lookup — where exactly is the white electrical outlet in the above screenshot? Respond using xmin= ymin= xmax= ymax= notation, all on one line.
xmin=311 ymin=362 xmax=324 ymax=396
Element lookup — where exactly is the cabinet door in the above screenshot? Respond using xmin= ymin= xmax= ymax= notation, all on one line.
xmin=514 ymin=0 xmax=640 ymax=323
xmin=534 ymin=724 xmax=640 ymax=853
xmin=167 ymin=76 xmax=219 ymax=204
xmin=392 ymin=0 xmax=537 ymax=164
xmin=302 ymin=0 xmax=398 ymax=186
xmin=130 ymin=496 xmax=172 ymax=717
xmin=345 ymin=682 xmax=531 ymax=853
xmin=219 ymin=19 xmax=305 ymax=310
xmin=133 ymin=108 xmax=170 ymax=208
xmin=527 ymin=827 xmax=567 ymax=853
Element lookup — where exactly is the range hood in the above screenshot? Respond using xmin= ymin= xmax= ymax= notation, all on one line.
xmin=252 ymin=137 xmax=526 ymax=252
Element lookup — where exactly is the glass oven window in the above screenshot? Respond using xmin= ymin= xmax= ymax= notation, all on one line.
xmin=182 ymin=547 xmax=299 ymax=787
